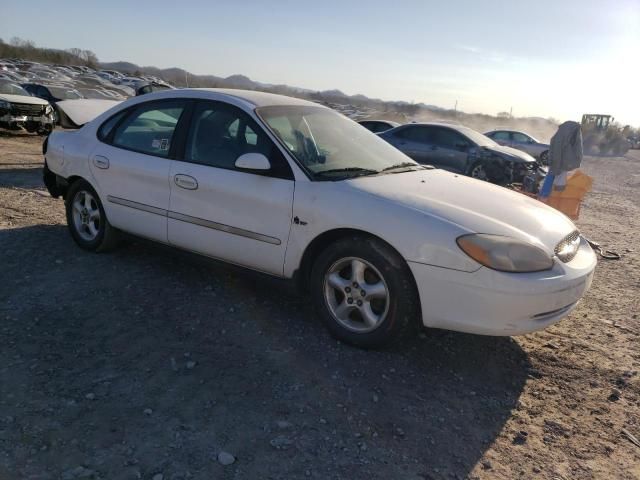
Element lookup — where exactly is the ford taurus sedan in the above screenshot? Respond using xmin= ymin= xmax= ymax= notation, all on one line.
xmin=43 ymin=89 xmax=596 ymax=348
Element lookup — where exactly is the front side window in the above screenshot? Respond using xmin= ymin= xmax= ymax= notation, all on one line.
xmin=396 ymin=126 xmax=431 ymax=143
xmin=512 ymin=132 xmax=533 ymax=143
xmin=185 ymin=101 xmax=291 ymax=178
xmin=111 ymin=101 xmax=186 ymax=157
xmin=491 ymin=131 xmax=511 ymax=141
xmin=257 ymin=105 xmax=417 ymax=180
xmin=432 ymin=128 xmax=469 ymax=149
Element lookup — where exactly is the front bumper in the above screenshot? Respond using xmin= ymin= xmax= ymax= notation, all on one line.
xmin=408 ymin=238 xmax=597 ymax=336
xmin=0 ymin=113 xmax=54 ymax=127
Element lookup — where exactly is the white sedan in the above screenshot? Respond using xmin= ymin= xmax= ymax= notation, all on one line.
xmin=43 ymin=89 xmax=596 ymax=348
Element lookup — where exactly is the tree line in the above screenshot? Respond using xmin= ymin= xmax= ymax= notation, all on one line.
xmin=0 ymin=37 xmax=98 ymax=67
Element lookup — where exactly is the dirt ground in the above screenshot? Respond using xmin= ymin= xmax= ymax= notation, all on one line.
xmin=0 ymin=130 xmax=639 ymax=480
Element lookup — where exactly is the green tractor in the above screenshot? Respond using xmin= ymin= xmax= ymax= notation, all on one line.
xmin=581 ymin=114 xmax=630 ymax=156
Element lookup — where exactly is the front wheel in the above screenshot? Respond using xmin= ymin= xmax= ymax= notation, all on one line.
xmin=65 ymin=179 xmax=119 ymax=252
xmin=467 ymin=161 xmax=488 ymax=181
xmin=539 ymin=150 xmax=549 ymax=165
xmin=310 ymin=235 xmax=419 ymax=348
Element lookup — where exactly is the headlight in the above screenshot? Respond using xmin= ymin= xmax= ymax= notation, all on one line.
xmin=0 ymin=100 xmax=10 ymax=110
xmin=457 ymin=234 xmax=553 ymax=272
xmin=554 ymin=231 xmax=580 ymax=263
xmin=45 ymin=105 xmax=53 ymax=115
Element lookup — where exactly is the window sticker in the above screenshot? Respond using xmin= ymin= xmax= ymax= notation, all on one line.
xmin=160 ymin=139 xmax=169 ymax=150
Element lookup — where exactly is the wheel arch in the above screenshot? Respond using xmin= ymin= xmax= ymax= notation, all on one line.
xmin=295 ymin=227 xmax=419 ymax=295
xmin=60 ymin=175 xmax=88 ymax=200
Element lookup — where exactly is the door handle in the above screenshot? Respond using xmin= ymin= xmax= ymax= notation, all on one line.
xmin=174 ymin=174 xmax=198 ymax=190
xmin=93 ymin=155 xmax=109 ymax=169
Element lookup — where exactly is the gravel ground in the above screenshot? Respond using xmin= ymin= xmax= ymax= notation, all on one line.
xmin=1 ymin=131 xmax=639 ymax=480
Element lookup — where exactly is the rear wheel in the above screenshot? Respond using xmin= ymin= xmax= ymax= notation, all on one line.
xmin=310 ymin=235 xmax=419 ymax=348
xmin=65 ymin=179 xmax=119 ymax=252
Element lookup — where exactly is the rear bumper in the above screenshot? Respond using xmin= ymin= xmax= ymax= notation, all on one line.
xmin=408 ymin=239 xmax=597 ymax=336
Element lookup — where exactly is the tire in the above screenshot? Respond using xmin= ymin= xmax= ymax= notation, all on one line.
xmin=467 ymin=161 xmax=488 ymax=181
xmin=539 ymin=150 xmax=549 ymax=165
xmin=65 ymin=179 xmax=119 ymax=252
xmin=310 ymin=235 xmax=419 ymax=348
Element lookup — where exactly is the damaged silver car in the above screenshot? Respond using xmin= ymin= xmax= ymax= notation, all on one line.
xmin=378 ymin=122 xmax=545 ymax=186
xmin=0 ymin=80 xmax=54 ymax=135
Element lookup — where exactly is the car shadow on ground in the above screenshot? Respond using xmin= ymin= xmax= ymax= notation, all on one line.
xmin=1 ymin=224 xmax=531 ymax=479
xmin=0 ymin=167 xmax=45 ymax=189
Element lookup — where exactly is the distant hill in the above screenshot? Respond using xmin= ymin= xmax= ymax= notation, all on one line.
xmin=2 ymin=37 xmax=561 ymax=138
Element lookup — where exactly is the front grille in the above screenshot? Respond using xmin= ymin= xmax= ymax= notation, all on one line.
xmin=9 ymin=103 xmax=45 ymax=117
xmin=555 ymin=230 xmax=581 ymax=263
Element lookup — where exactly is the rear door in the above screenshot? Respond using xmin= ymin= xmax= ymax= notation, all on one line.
xmin=89 ymin=99 xmax=189 ymax=242
xmin=167 ymin=100 xmax=295 ymax=276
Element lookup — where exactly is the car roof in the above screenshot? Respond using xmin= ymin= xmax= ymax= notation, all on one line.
xmin=396 ymin=121 xmax=467 ymax=130
xmin=486 ymin=128 xmax=527 ymax=134
xmin=127 ymin=88 xmax=322 ymax=109
xmin=359 ymin=119 xmax=399 ymax=125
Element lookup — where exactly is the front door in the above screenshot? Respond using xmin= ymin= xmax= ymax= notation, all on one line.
xmin=167 ymin=100 xmax=295 ymax=276
xmin=429 ymin=127 xmax=470 ymax=173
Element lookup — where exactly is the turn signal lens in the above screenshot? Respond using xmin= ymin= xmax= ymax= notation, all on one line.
xmin=457 ymin=234 xmax=553 ymax=272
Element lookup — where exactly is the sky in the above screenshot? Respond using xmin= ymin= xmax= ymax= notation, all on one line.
xmin=2 ymin=0 xmax=639 ymax=125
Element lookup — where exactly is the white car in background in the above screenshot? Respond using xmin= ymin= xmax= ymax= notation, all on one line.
xmin=44 ymin=89 xmax=596 ymax=348
xmin=485 ymin=129 xmax=550 ymax=164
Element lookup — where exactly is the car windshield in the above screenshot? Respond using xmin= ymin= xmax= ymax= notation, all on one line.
xmin=47 ymin=86 xmax=83 ymax=100
xmin=0 ymin=81 xmax=31 ymax=96
xmin=455 ymin=126 xmax=499 ymax=147
xmin=257 ymin=105 xmax=417 ymax=179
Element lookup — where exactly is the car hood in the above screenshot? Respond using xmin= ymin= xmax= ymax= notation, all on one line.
xmin=55 ymin=99 xmax=121 ymax=128
xmin=481 ymin=144 xmax=537 ymax=163
xmin=0 ymin=93 xmax=49 ymax=106
xmin=347 ymin=168 xmax=576 ymax=252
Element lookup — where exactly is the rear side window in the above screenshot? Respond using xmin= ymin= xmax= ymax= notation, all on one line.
xmin=111 ymin=101 xmax=186 ymax=158
xmin=97 ymin=110 xmax=127 ymax=141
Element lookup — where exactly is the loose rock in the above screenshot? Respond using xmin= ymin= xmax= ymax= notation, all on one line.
xmin=217 ymin=451 xmax=235 ymax=465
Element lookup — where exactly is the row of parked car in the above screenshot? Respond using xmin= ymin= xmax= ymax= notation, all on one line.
xmin=0 ymin=58 xmax=173 ymax=134
xmin=358 ymin=119 xmax=549 ymax=187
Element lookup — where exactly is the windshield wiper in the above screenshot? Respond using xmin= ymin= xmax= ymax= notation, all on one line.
xmin=314 ymin=167 xmax=379 ymax=178
xmin=381 ymin=162 xmax=421 ymax=172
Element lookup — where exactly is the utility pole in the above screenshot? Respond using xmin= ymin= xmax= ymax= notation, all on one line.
xmin=509 ymin=106 xmax=513 ymax=118
xmin=454 ymin=100 xmax=458 ymax=117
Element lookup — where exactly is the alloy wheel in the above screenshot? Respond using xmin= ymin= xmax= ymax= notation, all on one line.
xmin=323 ymin=257 xmax=390 ymax=333
xmin=470 ymin=164 xmax=488 ymax=180
xmin=72 ymin=190 xmax=101 ymax=242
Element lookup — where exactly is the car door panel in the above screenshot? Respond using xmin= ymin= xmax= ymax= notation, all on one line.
xmin=430 ymin=127 xmax=469 ymax=173
xmin=89 ymin=144 xmax=171 ymax=242
xmin=166 ymin=99 xmax=295 ymax=276
xmin=88 ymin=100 xmax=188 ymax=243
xmin=167 ymin=161 xmax=294 ymax=275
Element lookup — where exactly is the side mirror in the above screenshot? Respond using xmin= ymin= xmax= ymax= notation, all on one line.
xmin=235 ymin=152 xmax=271 ymax=171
